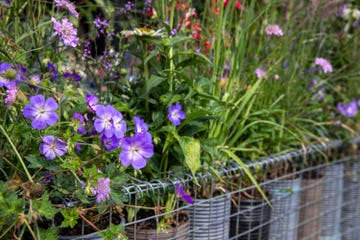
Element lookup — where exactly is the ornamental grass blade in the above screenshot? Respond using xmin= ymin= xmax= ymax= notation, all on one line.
xmin=220 ymin=148 xmax=272 ymax=208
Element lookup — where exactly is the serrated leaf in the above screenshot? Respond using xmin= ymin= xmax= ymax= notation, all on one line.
xmin=38 ymin=227 xmax=59 ymax=240
xmin=60 ymin=208 xmax=80 ymax=228
xmin=33 ymin=192 xmax=59 ymax=219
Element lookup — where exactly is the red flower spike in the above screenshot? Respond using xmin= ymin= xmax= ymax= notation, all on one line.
xmin=215 ymin=7 xmax=220 ymax=15
xmin=236 ymin=1 xmax=241 ymax=9
xmin=192 ymin=32 xmax=201 ymax=40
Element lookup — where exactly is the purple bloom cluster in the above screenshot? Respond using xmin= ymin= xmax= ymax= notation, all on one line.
xmin=337 ymin=100 xmax=358 ymax=118
xmin=55 ymin=0 xmax=79 ymax=18
xmin=93 ymin=16 xmax=108 ymax=34
xmin=168 ymin=103 xmax=186 ymax=126
xmin=51 ymin=17 xmax=79 ymax=47
xmin=175 ymin=183 xmax=193 ymax=204
xmin=91 ymin=177 xmax=111 ymax=203
xmin=265 ymin=24 xmax=283 ymax=36
xmin=23 ymin=94 xmax=59 ymax=130
xmin=4 ymin=83 xmax=17 ymax=108
xmin=40 ymin=135 xmax=68 ymax=160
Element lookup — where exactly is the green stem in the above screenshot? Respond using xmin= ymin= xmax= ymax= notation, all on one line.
xmin=168 ymin=0 xmax=176 ymax=92
xmin=142 ymin=40 xmax=150 ymax=114
xmin=0 ymin=125 xmax=33 ymax=183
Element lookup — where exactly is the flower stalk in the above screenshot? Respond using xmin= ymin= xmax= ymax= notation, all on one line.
xmin=0 ymin=125 xmax=33 ymax=183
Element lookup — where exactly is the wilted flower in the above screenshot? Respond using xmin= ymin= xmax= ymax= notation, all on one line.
xmin=73 ymin=112 xmax=86 ymax=134
xmin=315 ymin=57 xmax=333 ymax=73
xmin=91 ymin=177 xmax=111 ymax=203
xmin=119 ymin=134 xmax=154 ymax=170
xmin=51 ymin=17 xmax=79 ymax=47
xmin=47 ymin=61 xmax=58 ymax=81
xmin=175 ymin=183 xmax=193 ymax=204
xmin=121 ymin=27 xmax=166 ymax=38
xmin=337 ymin=100 xmax=358 ymax=118
xmin=168 ymin=103 xmax=186 ymax=126
xmin=265 ymin=24 xmax=283 ymax=36
xmin=55 ymin=0 xmax=79 ymax=18
xmin=23 ymin=94 xmax=59 ymax=130
xmin=40 ymin=135 xmax=68 ymax=160
xmin=29 ymin=74 xmax=41 ymax=86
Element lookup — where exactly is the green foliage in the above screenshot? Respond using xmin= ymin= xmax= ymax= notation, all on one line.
xmin=98 ymin=223 xmax=128 ymax=240
xmin=60 ymin=208 xmax=80 ymax=228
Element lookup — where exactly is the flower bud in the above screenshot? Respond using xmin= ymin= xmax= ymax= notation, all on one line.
xmin=5 ymin=68 xmax=16 ymax=80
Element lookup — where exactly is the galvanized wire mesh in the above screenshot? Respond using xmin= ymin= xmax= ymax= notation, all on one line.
xmin=120 ymin=138 xmax=360 ymax=240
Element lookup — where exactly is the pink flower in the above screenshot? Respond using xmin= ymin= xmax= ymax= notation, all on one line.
xmin=4 ymin=83 xmax=17 ymax=108
xmin=55 ymin=0 xmax=79 ymax=18
xmin=51 ymin=17 xmax=78 ymax=47
xmin=265 ymin=24 xmax=283 ymax=36
xmin=315 ymin=57 xmax=333 ymax=73
xmin=255 ymin=67 xmax=267 ymax=79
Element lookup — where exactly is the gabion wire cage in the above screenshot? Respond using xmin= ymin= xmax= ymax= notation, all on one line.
xmin=113 ymin=138 xmax=360 ymax=240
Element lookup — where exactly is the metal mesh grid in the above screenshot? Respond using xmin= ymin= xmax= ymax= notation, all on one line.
xmin=120 ymin=138 xmax=360 ymax=240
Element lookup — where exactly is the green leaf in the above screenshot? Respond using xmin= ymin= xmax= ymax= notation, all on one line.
xmin=140 ymin=75 xmax=166 ymax=97
xmin=178 ymin=136 xmax=201 ymax=178
xmin=32 ymin=192 xmax=59 ymax=220
xmin=60 ymin=208 xmax=80 ymax=228
xmin=219 ymin=148 xmax=272 ymax=208
xmin=98 ymin=223 xmax=128 ymax=240
xmin=37 ymin=227 xmax=59 ymax=240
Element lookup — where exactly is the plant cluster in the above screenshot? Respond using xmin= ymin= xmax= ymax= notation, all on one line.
xmin=0 ymin=0 xmax=359 ymax=239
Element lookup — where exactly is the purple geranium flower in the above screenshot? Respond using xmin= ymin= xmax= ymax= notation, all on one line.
xmin=47 ymin=62 xmax=58 ymax=81
xmin=40 ymin=135 xmax=67 ymax=160
xmin=94 ymin=105 xmax=115 ymax=137
xmin=112 ymin=111 xmax=127 ymax=139
xmin=23 ymin=95 xmax=59 ymax=130
xmin=0 ymin=62 xmax=11 ymax=73
xmin=168 ymin=103 xmax=186 ymax=126
xmin=101 ymin=134 xmax=121 ymax=151
xmin=119 ymin=134 xmax=154 ymax=170
xmin=134 ymin=116 xmax=152 ymax=142
xmin=175 ymin=183 xmax=194 ymax=204
xmin=85 ymin=94 xmax=98 ymax=112
xmin=337 ymin=100 xmax=358 ymax=118
xmin=91 ymin=177 xmax=111 ymax=203
xmin=62 ymin=72 xmax=82 ymax=82
xmin=51 ymin=17 xmax=79 ymax=47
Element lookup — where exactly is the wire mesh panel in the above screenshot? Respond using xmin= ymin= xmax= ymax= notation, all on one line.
xmin=120 ymin=139 xmax=360 ymax=240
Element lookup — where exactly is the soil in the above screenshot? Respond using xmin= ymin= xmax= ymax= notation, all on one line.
xmin=54 ymin=207 xmax=123 ymax=236
xmin=130 ymin=210 xmax=189 ymax=230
